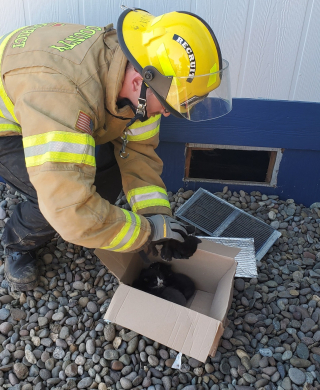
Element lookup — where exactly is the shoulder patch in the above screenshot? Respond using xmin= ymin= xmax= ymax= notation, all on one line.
xmin=75 ymin=111 xmax=94 ymax=135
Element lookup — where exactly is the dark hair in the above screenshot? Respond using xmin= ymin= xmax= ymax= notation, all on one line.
xmin=125 ymin=61 xmax=134 ymax=72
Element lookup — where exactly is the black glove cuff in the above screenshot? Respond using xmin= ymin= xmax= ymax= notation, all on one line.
xmin=145 ymin=217 xmax=155 ymax=244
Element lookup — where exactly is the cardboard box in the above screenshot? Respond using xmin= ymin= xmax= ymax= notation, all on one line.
xmin=95 ymin=239 xmax=239 ymax=363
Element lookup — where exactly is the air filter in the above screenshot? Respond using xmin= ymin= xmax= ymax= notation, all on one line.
xmin=199 ymin=237 xmax=257 ymax=278
xmin=175 ymin=188 xmax=281 ymax=261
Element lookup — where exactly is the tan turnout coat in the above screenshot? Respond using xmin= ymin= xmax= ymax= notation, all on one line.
xmin=0 ymin=23 xmax=172 ymax=252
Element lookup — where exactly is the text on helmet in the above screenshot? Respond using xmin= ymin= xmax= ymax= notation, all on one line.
xmin=172 ymin=34 xmax=196 ymax=83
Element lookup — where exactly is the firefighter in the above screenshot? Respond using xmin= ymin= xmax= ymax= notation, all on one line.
xmin=0 ymin=8 xmax=231 ymax=291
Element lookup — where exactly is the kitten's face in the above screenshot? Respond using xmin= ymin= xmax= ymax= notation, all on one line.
xmin=142 ymin=269 xmax=167 ymax=290
xmin=149 ymin=262 xmax=173 ymax=278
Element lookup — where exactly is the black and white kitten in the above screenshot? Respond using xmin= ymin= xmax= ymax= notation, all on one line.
xmin=149 ymin=262 xmax=195 ymax=300
xmin=132 ymin=262 xmax=195 ymax=306
xmin=132 ymin=266 xmax=168 ymax=295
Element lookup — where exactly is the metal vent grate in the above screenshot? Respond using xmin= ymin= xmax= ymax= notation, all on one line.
xmin=182 ymin=193 xmax=234 ymax=234
xmin=222 ymin=213 xmax=275 ymax=253
xmin=175 ymin=188 xmax=281 ymax=261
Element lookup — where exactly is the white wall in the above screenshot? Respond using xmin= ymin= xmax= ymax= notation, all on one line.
xmin=0 ymin=0 xmax=319 ymax=103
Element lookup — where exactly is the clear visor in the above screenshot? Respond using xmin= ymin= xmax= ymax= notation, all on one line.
xmin=166 ymin=59 xmax=231 ymax=121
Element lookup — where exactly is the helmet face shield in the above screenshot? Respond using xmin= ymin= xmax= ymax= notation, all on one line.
xmin=164 ymin=59 xmax=231 ymax=121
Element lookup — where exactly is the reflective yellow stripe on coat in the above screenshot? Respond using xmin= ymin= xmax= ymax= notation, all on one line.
xmin=101 ymin=209 xmax=142 ymax=251
xmin=23 ymin=131 xmax=96 ymax=168
xmin=127 ymin=185 xmax=170 ymax=213
xmin=0 ymin=28 xmax=24 ymax=134
xmin=127 ymin=114 xmax=161 ymax=141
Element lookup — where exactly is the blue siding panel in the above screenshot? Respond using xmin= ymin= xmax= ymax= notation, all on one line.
xmin=159 ymin=98 xmax=320 ymax=151
xmin=158 ymin=144 xmax=320 ymax=207
xmin=158 ymin=142 xmax=186 ymax=191
xmin=158 ymin=98 xmax=320 ymax=207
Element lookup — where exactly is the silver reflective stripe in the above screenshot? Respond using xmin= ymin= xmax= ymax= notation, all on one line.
xmin=109 ymin=213 xmax=138 ymax=251
xmin=0 ymin=32 xmax=11 ymax=46
xmin=0 ymin=117 xmax=21 ymax=133
xmin=24 ymin=141 xmax=95 ymax=157
xmin=0 ymin=99 xmax=15 ymax=122
xmin=129 ymin=191 xmax=168 ymax=208
xmin=0 ymin=117 xmax=20 ymax=126
xmin=128 ymin=117 xmax=161 ymax=136
xmin=0 ymin=31 xmax=17 ymax=123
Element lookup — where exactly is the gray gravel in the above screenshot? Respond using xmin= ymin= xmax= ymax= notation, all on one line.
xmin=0 ymin=182 xmax=320 ymax=389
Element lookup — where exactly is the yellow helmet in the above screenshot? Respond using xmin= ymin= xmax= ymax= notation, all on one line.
xmin=117 ymin=8 xmax=232 ymax=121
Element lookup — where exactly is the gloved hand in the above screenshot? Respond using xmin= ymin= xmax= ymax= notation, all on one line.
xmin=160 ymin=236 xmax=202 ymax=261
xmin=146 ymin=215 xmax=187 ymax=243
xmin=146 ymin=215 xmax=201 ymax=261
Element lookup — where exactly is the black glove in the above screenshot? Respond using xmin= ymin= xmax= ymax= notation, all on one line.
xmin=159 ymin=235 xmax=202 ymax=261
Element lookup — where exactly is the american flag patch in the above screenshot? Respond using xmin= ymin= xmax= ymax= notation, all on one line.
xmin=75 ymin=111 xmax=94 ymax=135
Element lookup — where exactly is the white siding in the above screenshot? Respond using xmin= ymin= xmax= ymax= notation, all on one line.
xmin=289 ymin=0 xmax=320 ymax=102
xmin=236 ymin=0 xmax=308 ymax=100
xmin=24 ymin=0 xmax=80 ymax=25
xmin=0 ymin=0 xmax=25 ymax=34
xmin=191 ymin=0 xmax=250 ymax=99
xmin=0 ymin=0 xmax=319 ymax=103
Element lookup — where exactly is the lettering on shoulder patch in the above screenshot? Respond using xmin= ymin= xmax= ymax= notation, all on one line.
xmin=75 ymin=111 xmax=94 ymax=135
xmin=12 ymin=24 xmax=48 ymax=49
xmin=50 ymin=25 xmax=102 ymax=52
xmin=172 ymin=34 xmax=196 ymax=83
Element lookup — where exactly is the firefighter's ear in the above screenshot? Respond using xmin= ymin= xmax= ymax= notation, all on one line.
xmin=118 ymin=67 xmax=143 ymax=103
xmin=132 ymin=71 xmax=143 ymax=93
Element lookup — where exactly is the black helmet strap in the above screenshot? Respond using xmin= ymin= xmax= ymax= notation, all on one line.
xmin=120 ymin=82 xmax=149 ymax=159
xmin=126 ymin=82 xmax=149 ymax=128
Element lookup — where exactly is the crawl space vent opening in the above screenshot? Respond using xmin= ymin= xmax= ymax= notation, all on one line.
xmin=184 ymin=145 xmax=283 ymax=186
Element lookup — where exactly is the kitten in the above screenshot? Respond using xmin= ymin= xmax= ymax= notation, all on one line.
xmin=151 ymin=235 xmax=202 ymax=261
xmin=133 ymin=262 xmax=195 ymax=306
xmin=160 ymin=287 xmax=187 ymax=306
xmin=132 ymin=266 xmax=168 ymax=296
xmin=149 ymin=262 xmax=195 ymax=300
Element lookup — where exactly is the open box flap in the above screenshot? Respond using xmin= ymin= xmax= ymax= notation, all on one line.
xmin=94 ymin=249 xmax=140 ymax=281
xmin=209 ymin=322 xmax=224 ymax=357
xmin=104 ymin=284 xmax=223 ymax=363
xmin=197 ymin=239 xmax=241 ymax=259
xmin=209 ymin=262 xmax=237 ymax=324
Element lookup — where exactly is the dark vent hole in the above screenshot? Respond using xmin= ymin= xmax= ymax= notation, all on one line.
xmin=188 ymin=148 xmax=272 ymax=182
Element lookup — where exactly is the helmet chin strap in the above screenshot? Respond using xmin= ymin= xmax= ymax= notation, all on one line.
xmin=119 ymin=82 xmax=149 ymax=159
xmin=126 ymin=82 xmax=149 ymax=128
